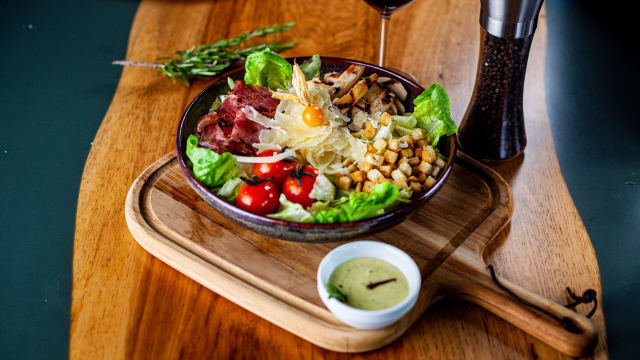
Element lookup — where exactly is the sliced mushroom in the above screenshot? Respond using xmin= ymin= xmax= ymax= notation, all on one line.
xmin=388 ymin=101 xmax=398 ymax=115
xmin=377 ymin=77 xmax=408 ymax=101
xmin=394 ymin=98 xmax=405 ymax=114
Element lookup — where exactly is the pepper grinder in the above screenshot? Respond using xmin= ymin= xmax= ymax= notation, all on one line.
xmin=457 ymin=0 xmax=544 ymax=162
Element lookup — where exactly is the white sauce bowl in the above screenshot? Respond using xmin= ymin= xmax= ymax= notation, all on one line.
xmin=317 ymin=240 xmax=421 ymax=330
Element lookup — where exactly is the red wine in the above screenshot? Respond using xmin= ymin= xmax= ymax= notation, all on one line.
xmin=364 ymin=0 xmax=414 ymax=14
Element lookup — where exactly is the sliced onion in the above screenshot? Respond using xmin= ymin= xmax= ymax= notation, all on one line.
xmin=242 ymin=106 xmax=275 ymax=127
xmin=233 ymin=149 xmax=296 ymax=163
xmin=252 ymin=143 xmax=282 ymax=152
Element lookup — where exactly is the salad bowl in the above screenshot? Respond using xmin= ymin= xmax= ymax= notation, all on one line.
xmin=176 ymin=57 xmax=456 ymax=242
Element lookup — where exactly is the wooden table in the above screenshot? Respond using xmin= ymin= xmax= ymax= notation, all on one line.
xmin=70 ymin=0 xmax=608 ymax=358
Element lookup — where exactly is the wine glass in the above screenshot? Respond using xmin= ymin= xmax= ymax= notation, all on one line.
xmin=364 ymin=0 xmax=415 ymax=70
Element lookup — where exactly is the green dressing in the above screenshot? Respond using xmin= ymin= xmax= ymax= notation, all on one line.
xmin=328 ymin=257 xmax=409 ymax=310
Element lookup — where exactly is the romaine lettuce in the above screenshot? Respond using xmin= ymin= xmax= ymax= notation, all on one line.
xmin=268 ymin=194 xmax=314 ymax=222
xmin=309 ymin=174 xmax=335 ymax=202
xmin=412 ymin=83 xmax=457 ymax=146
xmin=186 ymin=135 xmax=239 ymax=189
xmin=300 ymin=54 xmax=322 ymax=79
xmin=244 ymin=48 xmax=293 ymax=90
xmin=217 ymin=177 xmax=243 ymax=201
xmin=393 ymin=115 xmax=417 ymax=136
xmin=314 ymin=182 xmax=400 ymax=223
xmin=308 ymin=200 xmax=331 ymax=216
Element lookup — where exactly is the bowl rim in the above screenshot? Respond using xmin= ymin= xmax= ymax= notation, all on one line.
xmin=176 ymin=56 xmax=457 ymax=231
xmin=316 ymin=240 xmax=421 ymax=317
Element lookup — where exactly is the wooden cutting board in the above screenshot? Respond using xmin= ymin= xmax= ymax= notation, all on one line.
xmin=124 ymin=152 xmax=597 ymax=356
xmin=70 ymin=0 xmax=609 ymax=358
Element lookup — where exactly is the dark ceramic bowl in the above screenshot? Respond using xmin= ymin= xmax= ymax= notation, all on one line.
xmin=177 ymin=57 xmax=457 ymax=242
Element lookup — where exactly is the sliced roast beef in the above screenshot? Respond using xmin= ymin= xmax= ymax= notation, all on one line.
xmin=196 ymin=81 xmax=279 ymax=156
xmin=229 ymin=110 xmax=261 ymax=147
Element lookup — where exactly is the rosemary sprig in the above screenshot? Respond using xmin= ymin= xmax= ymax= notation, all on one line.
xmin=112 ymin=23 xmax=298 ymax=85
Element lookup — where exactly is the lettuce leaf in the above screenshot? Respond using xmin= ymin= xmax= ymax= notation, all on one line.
xmin=244 ymin=48 xmax=293 ymax=90
xmin=314 ymin=182 xmax=399 ymax=223
xmin=216 ymin=177 xmax=242 ymax=201
xmin=300 ymin=54 xmax=322 ymax=79
xmin=309 ymin=174 xmax=335 ymax=202
xmin=412 ymin=83 xmax=457 ymax=146
xmin=392 ymin=115 xmax=416 ymax=136
xmin=397 ymin=188 xmax=413 ymax=203
xmin=268 ymin=194 xmax=314 ymax=222
xmin=308 ymin=200 xmax=331 ymax=216
xmin=186 ymin=135 xmax=239 ymax=188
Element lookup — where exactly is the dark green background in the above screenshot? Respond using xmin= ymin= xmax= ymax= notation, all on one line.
xmin=0 ymin=1 xmax=637 ymax=358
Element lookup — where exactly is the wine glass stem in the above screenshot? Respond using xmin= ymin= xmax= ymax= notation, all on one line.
xmin=378 ymin=14 xmax=391 ymax=67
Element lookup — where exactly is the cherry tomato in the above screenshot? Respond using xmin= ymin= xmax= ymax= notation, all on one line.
xmin=236 ymin=177 xmax=280 ymax=215
xmin=282 ymin=166 xmax=318 ymax=208
xmin=302 ymin=105 xmax=325 ymax=127
xmin=252 ymin=149 xmax=297 ymax=186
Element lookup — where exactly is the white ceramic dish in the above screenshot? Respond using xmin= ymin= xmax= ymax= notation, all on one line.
xmin=316 ymin=240 xmax=421 ymax=330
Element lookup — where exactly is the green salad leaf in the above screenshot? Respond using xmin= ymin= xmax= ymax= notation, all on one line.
xmin=327 ymin=282 xmax=348 ymax=302
xmin=308 ymin=200 xmax=332 ymax=215
xmin=186 ymin=135 xmax=239 ymax=188
xmin=314 ymin=182 xmax=400 ymax=223
xmin=244 ymin=48 xmax=293 ymax=90
xmin=396 ymin=188 xmax=413 ymax=203
xmin=268 ymin=194 xmax=314 ymax=223
xmin=412 ymin=83 xmax=457 ymax=146
xmin=216 ymin=177 xmax=243 ymax=201
xmin=309 ymin=174 xmax=335 ymax=202
xmin=393 ymin=115 xmax=418 ymax=136
xmin=300 ymin=54 xmax=322 ymax=79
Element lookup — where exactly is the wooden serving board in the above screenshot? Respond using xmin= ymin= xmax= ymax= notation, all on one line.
xmin=125 ymin=152 xmax=597 ymax=356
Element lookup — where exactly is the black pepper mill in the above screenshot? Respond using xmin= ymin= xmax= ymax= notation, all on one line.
xmin=458 ymin=0 xmax=544 ymax=162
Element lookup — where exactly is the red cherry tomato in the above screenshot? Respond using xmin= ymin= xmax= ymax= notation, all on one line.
xmin=253 ymin=150 xmax=297 ymax=186
xmin=282 ymin=166 xmax=318 ymax=208
xmin=236 ymin=177 xmax=280 ymax=215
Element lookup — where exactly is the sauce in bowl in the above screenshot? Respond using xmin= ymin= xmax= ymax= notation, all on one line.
xmin=329 ymin=257 xmax=409 ymax=310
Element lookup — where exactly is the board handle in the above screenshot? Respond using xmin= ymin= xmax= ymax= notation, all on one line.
xmin=442 ymin=262 xmax=598 ymax=357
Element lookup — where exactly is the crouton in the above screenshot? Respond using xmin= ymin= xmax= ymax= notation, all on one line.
xmin=338 ymin=176 xmax=352 ymax=190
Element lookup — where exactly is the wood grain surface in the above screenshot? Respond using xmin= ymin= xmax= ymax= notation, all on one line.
xmin=70 ymin=0 xmax=608 ymax=358
xmin=124 ymin=152 xmax=597 ymax=356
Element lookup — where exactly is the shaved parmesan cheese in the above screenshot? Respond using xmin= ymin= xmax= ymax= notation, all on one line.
xmin=244 ymin=87 xmax=367 ymax=174
xmin=348 ymin=111 xmax=368 ymax=132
